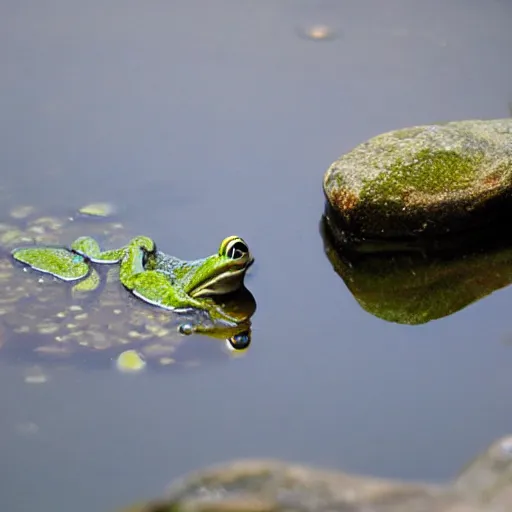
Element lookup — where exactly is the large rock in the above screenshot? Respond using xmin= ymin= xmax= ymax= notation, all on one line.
xmin=116 ymin=435 xmax=512 ymax=512
xmin=323 ymin=119 xmax=512 ymax=250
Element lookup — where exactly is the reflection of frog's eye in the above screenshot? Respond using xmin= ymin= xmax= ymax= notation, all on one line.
xmin=226 ymin=331 xmax=251 ymax=351
xmin=220 ymin=236 xmax=249 ymax=260
xmin=178 ymin=323 xmax=195 ymax=335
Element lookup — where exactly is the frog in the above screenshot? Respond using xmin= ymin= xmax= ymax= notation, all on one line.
xmin=11 ymin=233 xmax=254 ymax=326
xmin=0 ymin=203 xmax=256 ymax=371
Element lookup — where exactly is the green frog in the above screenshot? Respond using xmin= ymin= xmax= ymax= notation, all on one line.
xmin=0 ymin=204 xmax=256 ymax=370
xmin=11 ymin=234 xmax=254 ymax=327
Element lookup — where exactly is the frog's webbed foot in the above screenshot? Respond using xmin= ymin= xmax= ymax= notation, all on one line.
xmin=11 ymin=246 xmax=90 ymax=281
xmin=71 ymin=236 xmax=125 ymax=264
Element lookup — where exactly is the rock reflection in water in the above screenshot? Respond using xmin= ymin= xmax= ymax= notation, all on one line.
xmin=320 ymin=213 xmax=512 ymax=325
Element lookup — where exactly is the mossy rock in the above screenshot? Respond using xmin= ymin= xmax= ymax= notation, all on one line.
xmin=323 ymin=118 xmax=512 ymax=249
xmin=114 ymin=434 xmax=512 ymax=512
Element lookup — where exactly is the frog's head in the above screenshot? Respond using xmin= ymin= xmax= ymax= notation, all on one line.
xmin=183 ymin=236 xmax=253 ymax=298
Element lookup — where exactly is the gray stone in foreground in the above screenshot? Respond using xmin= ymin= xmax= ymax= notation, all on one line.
xmin=161 ymin=461 xmax=475 ymax=512
xmin=124 ymin=435 xmax=510 ymax=512
xmin=323 ymin=118 xmax=512 ymax=245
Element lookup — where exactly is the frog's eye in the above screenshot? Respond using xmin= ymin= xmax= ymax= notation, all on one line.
xmin=220 ymin=236 xmax=250 ymax=260
xmin=227 ymin=241 xmax=249 ymax=260
xmin=226 ymin=331 xmax=251 ymax=351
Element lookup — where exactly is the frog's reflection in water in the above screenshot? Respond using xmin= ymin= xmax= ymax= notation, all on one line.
xmin=2 ymin=242 xmax=257 ymax=371
xmin=177 ymin=285 xmax=256 ymax=354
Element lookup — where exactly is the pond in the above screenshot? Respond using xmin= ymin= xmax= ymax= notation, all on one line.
xmin=1 ymin=1 xmax=512 ymax=511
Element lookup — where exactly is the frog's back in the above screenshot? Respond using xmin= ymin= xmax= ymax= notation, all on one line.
xmin=150 ymin=251 xmax=202 ymax=282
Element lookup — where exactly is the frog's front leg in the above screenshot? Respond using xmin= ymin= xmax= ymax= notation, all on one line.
xmin=117 ymin=236 xmax=193 ymax=308
xmin=129 ymin=272 xmax=241 ymax=325
xmin=124 ymin=269 xmax=207 ymax=311
xmin=71 ymin=236 xmax=126 ymax=264
xmin=119 ymin=244 xmax=207 ymax=311
xmin=119 ymin=240 xmax=240 ymax=324
xmin=118 ymin=235 xmax=156 ymax=277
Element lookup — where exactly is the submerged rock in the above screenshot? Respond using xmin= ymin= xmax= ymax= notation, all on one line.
xmin=323 ymin=118 xmax=512 ymax=251
xmin=320 ymin=215 xmax=512 ymax=325
xmin=115 ymin=434 xmax=512 ymax=512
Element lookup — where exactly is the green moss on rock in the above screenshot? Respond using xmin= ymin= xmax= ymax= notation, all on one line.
xmin=323 ymin=118 xmax=512 ymax=243
xmin=360 ymin=148 xmax=483 ymax=201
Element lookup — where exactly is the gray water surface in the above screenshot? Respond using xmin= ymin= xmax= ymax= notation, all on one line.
xmin=1 ymin=1 xmax=512 ymax=511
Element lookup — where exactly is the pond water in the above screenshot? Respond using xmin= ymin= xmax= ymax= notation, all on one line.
xmin=1 ymin=1 xmax=512 ymax=511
